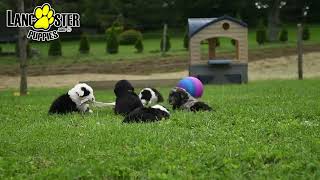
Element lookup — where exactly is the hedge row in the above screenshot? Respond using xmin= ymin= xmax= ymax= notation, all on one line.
xmin=9 ymin=25 xmax=312 ymax=57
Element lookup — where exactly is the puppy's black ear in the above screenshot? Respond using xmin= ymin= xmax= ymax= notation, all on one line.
xmin=114 ymin=86 xmax=121 ymax=97
xmin=151 ymin=88 xmax=164 ymax=102
xmin=81 ymin=87 xmax=90 ymax=97
xmin=168 ymin=91 xmax=177 ymax=104
xmin=178 ymin=90 xmax=189 ymax=104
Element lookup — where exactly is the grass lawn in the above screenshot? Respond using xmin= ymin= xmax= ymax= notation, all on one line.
xmin=0 ymin=25 xmax=319 ymax=65
xmin=0 ymin=79 xmax=319 ymax=179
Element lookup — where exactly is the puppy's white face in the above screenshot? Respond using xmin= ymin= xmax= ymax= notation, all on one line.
xmin=68 ymin=83 xmax=95 ymax=106
xmin=139 ymin=88 xmax=155 ymax=106
xmin=139 ymin=88 xmax=163 ymax=106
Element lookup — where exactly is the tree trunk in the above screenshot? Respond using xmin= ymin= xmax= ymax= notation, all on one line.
xmin=267 ymin=0 xmax=281 ymax=42
xmin=18 ymin=0 xmax=28 ymax=95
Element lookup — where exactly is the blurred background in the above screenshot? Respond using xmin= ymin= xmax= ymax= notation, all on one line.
xmin=0 ymin=0 xmax=319 ymax=89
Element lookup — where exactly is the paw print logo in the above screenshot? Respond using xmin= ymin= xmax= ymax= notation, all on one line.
xmin=33 ymin=3 xmax=55 ymax=30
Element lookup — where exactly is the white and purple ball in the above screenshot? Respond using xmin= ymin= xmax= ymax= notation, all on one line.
xmin=177 ymin=77 xmax=203 ymax=98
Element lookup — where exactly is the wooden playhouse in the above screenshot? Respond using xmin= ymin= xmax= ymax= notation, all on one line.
xmin=188 ymin=16 xmax=248 ymax=84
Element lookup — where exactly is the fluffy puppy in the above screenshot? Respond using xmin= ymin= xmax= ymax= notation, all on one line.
xmin=139 ymin=88 xmax=164 ymax=106
xmin=123 ymin=105 xmax=170 ymax=123
xmin=168 ymin=87 xmax=212 ymax=112
xmin=114 ymin=80 xmax=143 ymax=115
xmin=49 ymin=83 xmax=95 ymax=114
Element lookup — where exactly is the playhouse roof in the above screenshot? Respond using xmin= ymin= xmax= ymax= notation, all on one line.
xmin=188 ymin=15 xmax=247 ymax=38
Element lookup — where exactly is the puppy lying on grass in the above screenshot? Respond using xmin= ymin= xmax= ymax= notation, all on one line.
xmin=49 ymin=83 xmax=95 ymax=114
xmin=168 ymin=87 xmax=212 ymax=112
xmin=123 ymin=104 xmax=170 ymax=123
xmin=122 ymin=86 xmax=170 ymax=123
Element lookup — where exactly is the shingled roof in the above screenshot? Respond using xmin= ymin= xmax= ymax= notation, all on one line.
xmin=188 ymin=15 xmax=247 ymax=38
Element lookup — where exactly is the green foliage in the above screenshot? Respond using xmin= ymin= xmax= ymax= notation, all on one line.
xmin=303 ymin=26 xmax=310 ymax=41
xmin=231 ymin=39 xmax=236 ymax=46
xmin=1 ymin=25 xmax=320 ymax=66
xmin=183 ymin=32 xmax=189 ymax=49
xmin=79 ymin=33 xmax=90 ymax=54
xmin=160 ymin=35 xmax=171 ymax=52
xmin=279 ymin=28 xmax=288 ymax=42
xmin=256 ymin=20 xmax=267 ymax=45
xmin=214 ymin=38 xmax=220 ymax=47
xmin=134 ymin=38 xmax=143 ymax=53
xmin=0 ymin=46 xmax=2 ymax=54
xmin=2 ymin=0 xmax=320 ymax=31
xmin=235 ymin=12 xmax=241 ymax=20
xmin=119 ymin=30 xmax=143 ymax=45
xmin=105 ymin=25 xmax=123 ymax=40
xmin=15 ymin=42 xmax=31 ymax=58
xmin=106 ymin=27 xmax=119 ymax=54
xmin=0 ymin=79 xmax=320 ymax=178
xmin=48 ymin=39 xmax=62 ymax=56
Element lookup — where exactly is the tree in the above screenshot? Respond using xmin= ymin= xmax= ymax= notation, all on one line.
xmin=256 ymin=19 xmax=267 ymax=45
xmin=302 ymin=26 xmax=310 ymax=41
xmin=48 ymin=39 xmax=62 ymax=56
xmin=18 ymin=0 xmax=28 ymax=96
xmin=106 ymin=27 xmax=119 ymax=54
xmin=160 ymin=35 xmax=171 ymax=52
xmin=79 ymin=33 xmax=90 ymax=54
xmin=255 ymin=0 xmax=287 ymax=41
xmin=134 ymin=38 xmax=143 ymax=53
xmin=279 ymin=27 xmax=288 ymax=42
xmin=183 ymin=31 xmax=189 ymax=50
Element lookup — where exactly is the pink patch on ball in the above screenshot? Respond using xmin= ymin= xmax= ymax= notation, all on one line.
xmin=190 ymin=77 xmax=203 ymax=98
xmin=177 ymin=76 xmax=204 ymax=98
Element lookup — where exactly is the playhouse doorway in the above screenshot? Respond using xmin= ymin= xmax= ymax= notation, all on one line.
xmin=200 ymin=37 xmax=239 ymax=62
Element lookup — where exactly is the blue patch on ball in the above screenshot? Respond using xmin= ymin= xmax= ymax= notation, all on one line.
xmin=177 ymin=77 xmax=203 ymax=98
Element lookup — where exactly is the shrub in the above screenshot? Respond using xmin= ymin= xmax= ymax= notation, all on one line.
xmin=79 ymin=33 xmax=90 ymax=54
xmin=256 ymin=20 xmax=267 ymax=45
xmin=279 ymin=28 xmax=288 ymax=42
xmin=15 ymin=42 xmax=31 ymax=58
xmin=106 ymin=27 xmax=119 ymax=54
xmin=302 ymin=26 xmax=310 ymax=41
xmin=231 ymin=39 xmax=236 ymax=46
xmin=105 ymin=25 xmax=123 ymax=40
xmin=160 ymin=35 xmax=171 ymax=52
xmin=135 ymin=39 xmax=143 ymax=53
xmin=183 ymin=32 xmax=189 ymax=49
xmin=48 ymin=39 xmax=62 ymax=56
xmin=119 ymin=30 xmax=143 ymax=45
xmin=213 ymin=38 xmax=220 ymax=47
xmin=0 ymin=46 xmax=2 ymax=54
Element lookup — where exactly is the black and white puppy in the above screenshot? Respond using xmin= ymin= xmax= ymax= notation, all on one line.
xmin=139 ymin=88 xmax=164 ymax=106
xmin=123 ymin=105 xmax=170 ymax=123
xmin=49 ymin=83 xmax=95 ymax=114
xmin=114 ymin=80 xmax=143 ymax=116
xmin=168 ymin=87 xmax=212 ymax=112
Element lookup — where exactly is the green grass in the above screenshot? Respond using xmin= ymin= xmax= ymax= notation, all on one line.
xmin=0 ymin=79 xmax=320 ymax=179
xmin=0 ymin=25 xmax=319 ymax=65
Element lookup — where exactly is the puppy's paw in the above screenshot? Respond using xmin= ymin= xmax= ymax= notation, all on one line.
xmin=84 ymin=107 xmax=93 ymax=113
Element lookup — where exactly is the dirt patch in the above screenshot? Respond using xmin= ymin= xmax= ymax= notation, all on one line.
xmin=0 ymin=72 xmax=188 ymax=89
xmin=249 ymin=52 xmax=320 ymax=80
xmin=1 ymin=44 xmax=320 ymax=76
xmin=1 ymin=52 xmax=320 ymax=89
